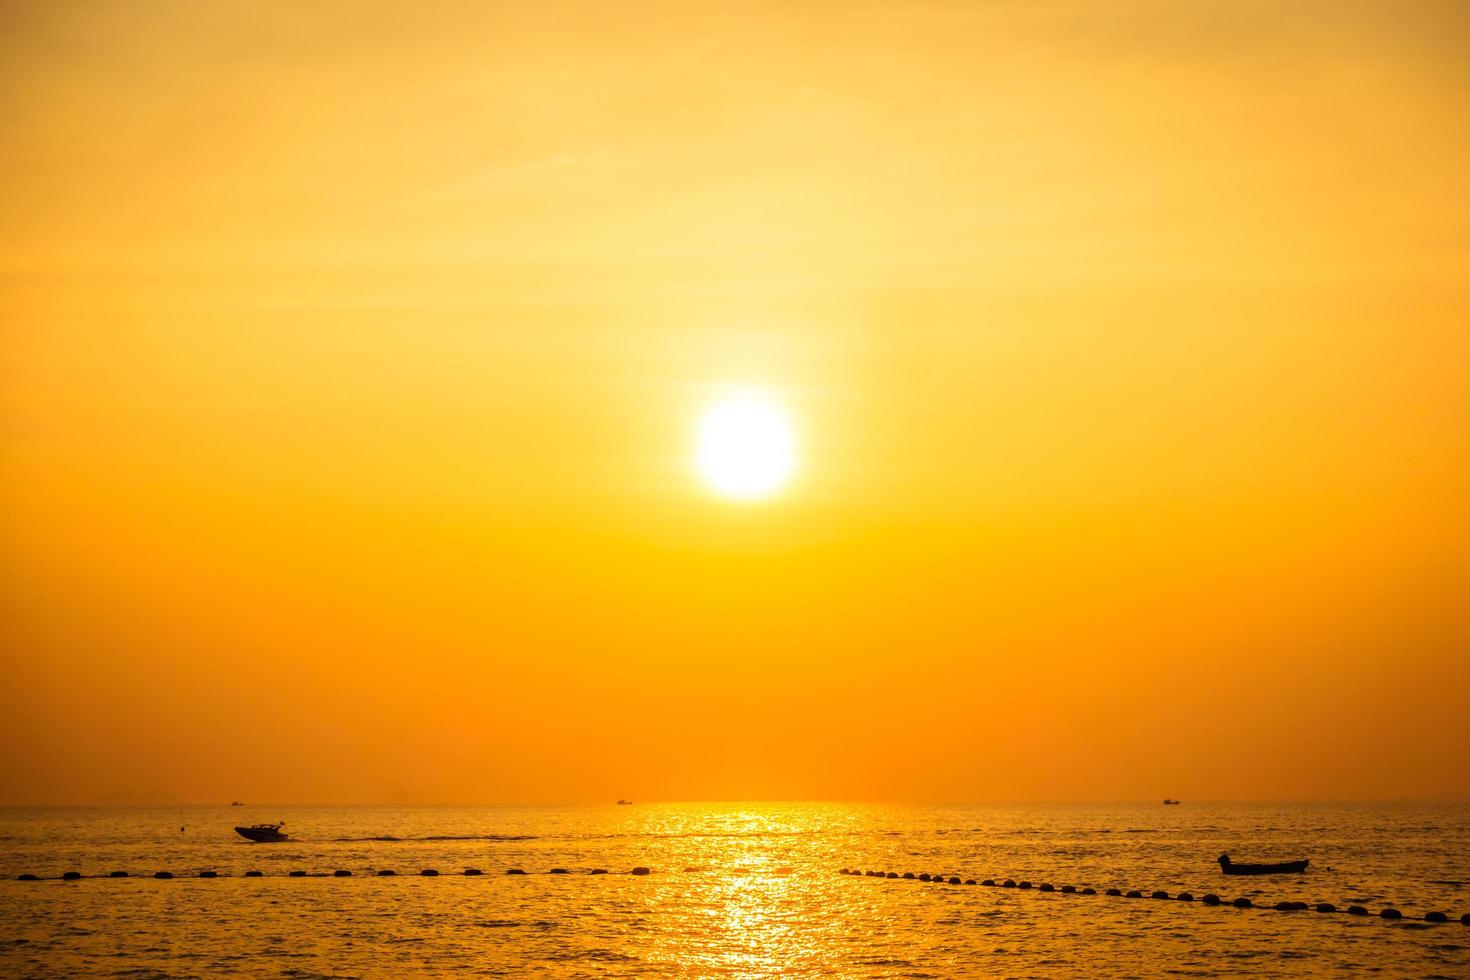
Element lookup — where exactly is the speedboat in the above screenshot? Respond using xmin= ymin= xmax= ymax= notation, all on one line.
xmin=235 ymin=823 xmax=289 ymax=843
xmin=1218 ymin=853 xmax=1308 ymax=875
xmin=616 ymin=799 xmax=633 ymax=806
xmin=1163 ymin=799 xmax=1180 ymax=805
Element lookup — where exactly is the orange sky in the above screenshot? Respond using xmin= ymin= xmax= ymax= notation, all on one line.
xmin=2 ymin=1 xmax=1467 ymax=805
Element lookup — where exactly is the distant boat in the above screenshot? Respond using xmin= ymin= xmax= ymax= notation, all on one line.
xmin=235 ymin=823 xmax=289 ymax=843
xmin=1218 ymin=853 xmax=1308 ymax=876
xmin=616 ymin=799 xmax=633 ymax=806
xmin=1163 ymin=799 xmax=1180 ymax=805
xmin=230 ymin=801 xmax=244 ymax=807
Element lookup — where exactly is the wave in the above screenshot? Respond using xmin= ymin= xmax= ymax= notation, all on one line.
xmin=333 ymin=836 xmax=404 ymax=842
xmin=423 ymin=834 xmax=538 ymax=841
xmin=331 ymin=834 xmax=539 ymax=842
xmin=330 ymin=830 xmax=813 ymax=843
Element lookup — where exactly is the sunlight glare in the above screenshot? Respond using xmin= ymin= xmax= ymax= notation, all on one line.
xmin=695 ymin=391 xmax=796 ymax=500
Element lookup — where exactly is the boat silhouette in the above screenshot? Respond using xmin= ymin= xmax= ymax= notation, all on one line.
xmin=235 ymin=822 xmax=289 ymax=843
xmin=1218 ymin=853 xmax=1308 ymax=875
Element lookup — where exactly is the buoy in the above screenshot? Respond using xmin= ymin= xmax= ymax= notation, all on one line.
xmin=62 ymin=871 xmax=82 ymax=881
xmin=1106 ymin=888 xmax=1122 ymax=897
xmin=245 ymin=871 xmax=263 ymax=877
xmin=1177 ymin=893 xmax=1193 ymax=901
xmin=1202 ymin=894 xmax=1220 ymax=905
xmin=919 ymin=873 xmax=932 ymax=881
xmin=1061 ymin=885 xmax=1076 ymax=894
xmin=1274 ymin=901 xmax=1297 ymax=911
xmin=1380 ymin=908 xmax=1401 ymax=920
xmin=1232 ymin=898 xmax=1252 ymax=909
xmin=506 ymin=868 xmax=526 ymax=875
xmin=590 ymin=868 xmax=608 ymax=875
xmin=288 ymin=871 xmax=306 ymax=878
xmin=1019 ymin=881 xmax=1032 ymax=889
xmin=1080 ymin=887 xmax=1096 ymax=895
xmin=550 ymin=868 xmax=570 ymax=875
xmin=1150 ymin=891 xmax=1169 ymax=900
xmin=110 ymin=871 xmax=129 ymax=878
xmin=839 ymin=868 xmax=850 ymax=875
xmin=1039 ymin=883 xmax=1054 ymax=892
xmin=887 ymin=872 xmax=898 ymax=879
xmin=1002 ymin=879 xmax=1016 ymax=888
xmin=17 ymin=874 xmax=38 ymax=881
xmin=1347 ymin=905 xmax=1368 ymax=916
xmin=334 ymin=870 xmax=352 ymax=877
xmin=964 ymin=879 xmax=977 ymax=885
xmin=464 ymin=869 xmax=483 ymax=876
xmin=1424 ymin=911 xmax=1448 ymax=923
xmin=155 ymin=871 xmax=174 ymax=880
xmin=199 ymin=871 xmax=218 ymax=878
xmin=982 ymin=879 xmax=996 ymax=886
xmin=1315 ymin=903 xmax=1336 ymax=913
xmin=1460 ymin=912 xmax=1469 ymax=925
xmin=903 ymin=872 xmax=916 ymax=879
xmin=631 ymin=867 xmax=651 ymax=876
xmin=1126 ymin=890 xmax=1143 ymax=899
xmin=420 ymin=869 xmax=439 ymax=877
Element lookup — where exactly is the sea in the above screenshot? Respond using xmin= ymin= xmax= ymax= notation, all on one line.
xmin=1 ymin=802 xmax=1466 ymax=978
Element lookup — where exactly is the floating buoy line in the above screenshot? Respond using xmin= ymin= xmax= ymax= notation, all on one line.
xmin=835 ymin=868 xmax=1469 ymax=926
xmin=12 ymin=864 xmax=1468 ymax=928
xmin=12 ymin=866 xmax=651 ymax=881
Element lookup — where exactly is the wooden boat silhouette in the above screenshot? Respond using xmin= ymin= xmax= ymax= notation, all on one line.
xmin=1218 ymin=853 xmax=1308 ymax=875
xmin=235 ymin=823 xmax=289 ymax=843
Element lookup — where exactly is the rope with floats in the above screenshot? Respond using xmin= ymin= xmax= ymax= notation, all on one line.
xmin=14 ymin=866 xmax=651 ymax=881
xmin=13 ymin=864 xmax=1469 ymax=927
xmin=835 ymin=868 xmax=1469 ymax=926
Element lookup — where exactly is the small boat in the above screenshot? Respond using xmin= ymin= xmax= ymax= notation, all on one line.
xmin=1163 ymin=799 xmax=1180 ymax=805
xmin=1218 ymin=853 xmax=1308 ymax=876
xmin=235 ymin=823 xmax=289 ymax=843
xmin=230 ymin=801 xmax=243 ymax=807
xmin=616 ymin=799 xmax=633 ymax=806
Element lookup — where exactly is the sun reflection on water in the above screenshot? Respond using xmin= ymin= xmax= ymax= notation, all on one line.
xmin=632 ymin=804 xmax=852 ymax=975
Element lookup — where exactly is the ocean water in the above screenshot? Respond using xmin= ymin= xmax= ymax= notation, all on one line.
xmin=1 ymin=802 xmax=1466 ymax=977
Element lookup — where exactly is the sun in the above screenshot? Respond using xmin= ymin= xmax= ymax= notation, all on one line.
xmin=694 ymin=390 xmax=796 ymax=500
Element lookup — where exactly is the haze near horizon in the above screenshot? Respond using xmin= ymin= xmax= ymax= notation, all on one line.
xmin=2 ymin=0 xmax=1468 ymax=806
